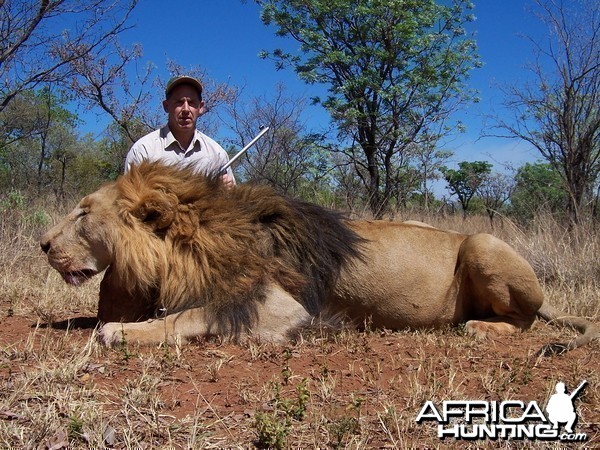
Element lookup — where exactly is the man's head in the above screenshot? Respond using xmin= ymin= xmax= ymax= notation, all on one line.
xmin=163 ymin=76 xmax=205 ymax=136
xmin=165 ymin=76 xmax=203 ymax=100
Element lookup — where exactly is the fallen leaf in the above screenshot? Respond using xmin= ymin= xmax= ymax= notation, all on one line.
xmin=78 ymin=373 xmax=91 ymax=383
xmin=44 ymin=428 xmax=68 ymax=450
xmin=103 ymin=425 xmax=117 ymax=446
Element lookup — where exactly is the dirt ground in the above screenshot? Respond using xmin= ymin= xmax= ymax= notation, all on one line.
xmin=0 ymin=298 xmax=598 ymax=449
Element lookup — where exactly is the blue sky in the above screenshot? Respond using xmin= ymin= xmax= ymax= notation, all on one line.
xmin=108 ymin=0 xmax=550 ymax=170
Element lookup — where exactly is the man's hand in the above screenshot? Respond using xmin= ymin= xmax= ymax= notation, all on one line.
xmin=220 ymin=172 xmax=235 ymax=189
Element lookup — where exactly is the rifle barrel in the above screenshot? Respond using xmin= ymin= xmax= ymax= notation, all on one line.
xmin=569 ymin=380 xmax=587 ymax=399
xmin=220 ymin=126 xmax=270 ymax=173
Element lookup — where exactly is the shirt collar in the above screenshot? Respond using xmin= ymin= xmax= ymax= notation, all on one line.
xmin=161 ymin=125 xmax=202 ymax=153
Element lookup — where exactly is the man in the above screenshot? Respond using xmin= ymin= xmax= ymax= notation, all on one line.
xmin=125 ymin=75 xmax=235 ymax=187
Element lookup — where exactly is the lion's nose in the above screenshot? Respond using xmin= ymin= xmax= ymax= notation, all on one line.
xmin=40 ymin=240 xmax=50 ymax=254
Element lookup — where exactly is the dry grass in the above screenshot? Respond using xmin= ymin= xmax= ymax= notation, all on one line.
xmin=0 ymin=205 xmax=598 ymax=448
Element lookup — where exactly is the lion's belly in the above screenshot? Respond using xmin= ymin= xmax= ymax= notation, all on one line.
xmin=330 ymin=221 xmax=467 ymax=329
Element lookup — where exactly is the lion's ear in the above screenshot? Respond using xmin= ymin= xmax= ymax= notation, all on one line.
xmin=131 ymin=192 xmax=178 ymax=231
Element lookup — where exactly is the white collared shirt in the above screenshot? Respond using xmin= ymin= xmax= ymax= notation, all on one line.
xmin=124 ymin=125 xmax=235 ymax=182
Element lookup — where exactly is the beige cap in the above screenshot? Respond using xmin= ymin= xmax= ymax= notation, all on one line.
xmin=165 ymin=76 xmax=203 ymax=98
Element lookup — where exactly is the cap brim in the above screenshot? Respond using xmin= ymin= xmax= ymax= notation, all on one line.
xmin=165 ymin=76 xmax=203 ymax=96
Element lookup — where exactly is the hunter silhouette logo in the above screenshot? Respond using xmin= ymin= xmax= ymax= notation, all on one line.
xmin=416 ymin=380 xmax=589 ymax=442
xmin=546 ymin=380 xmax=587 ymax=433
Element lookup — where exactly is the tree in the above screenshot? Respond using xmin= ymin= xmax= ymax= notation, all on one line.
xmin=414 ymin=141 xmax=453 ymax=210
xmin=33 ymin=87 xmax=79 ymax=192
xmin=69 ymin=58 xmax=238 ymax=147
xmin=442 ymin=161 xmax=491 ymax=219
xmin=329 ymin=152 xmax=367 ymax=211
xmin=67 ymin=42 xmax=154 ymax=144
xmin=477 ymin=172 xmax=514 ymax=227
xmin=0 ymin=0 xmax=137 ymax=113
xmin=510 ymin=162 xmax=567 ymax=222
xmin=0 ymin=88 xmax=78 ymax=194
xmin=223 ymin=84 xmax=330 ymax=199
xmin=492 ymin=0 xmax=600 ymax=224
xmin=62 ymin=134 xmax=113 ymax=199
xmin=97 ymin=122 xmax=148 ymax=177
xmin=0 ymin=90 xmax=43 ymax=148
xmin=257 ymin=0 xmax=480 ymax=217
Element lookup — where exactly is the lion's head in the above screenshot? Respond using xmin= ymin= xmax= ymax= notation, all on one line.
xmin=41 ymin=162 xmax=364 ymax=333
xmin=40 ymin=184 xmax=119 ymax=286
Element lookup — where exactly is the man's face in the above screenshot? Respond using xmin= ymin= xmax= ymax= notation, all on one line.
xmin=163 ymin=84 xmax=204 ymax=133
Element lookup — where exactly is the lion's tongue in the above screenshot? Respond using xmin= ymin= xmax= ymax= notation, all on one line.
xmin=62 ymin=272 xmax=86 ymax=286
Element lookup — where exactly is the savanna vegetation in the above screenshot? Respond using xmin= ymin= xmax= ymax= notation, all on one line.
xmin=1 ymin=0 xmax=598 ymax=226
xmin=1 ymin=197 xmax=598 ymax=448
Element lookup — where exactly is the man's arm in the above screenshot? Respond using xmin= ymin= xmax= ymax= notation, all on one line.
xmin=124 ymin=144 xmax=145 ymax=173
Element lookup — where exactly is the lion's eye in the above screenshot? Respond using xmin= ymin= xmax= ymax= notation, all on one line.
xmin=77 ymin=208 xmax=89 ymax=219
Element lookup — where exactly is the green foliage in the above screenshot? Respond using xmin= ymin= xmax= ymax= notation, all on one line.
xmin=0 ymin=190 xmax=26 ymax=212
xmin=67 ymin=413 xmax=86 ymax=441
xmin=254 ymin=379 xmax=310 ymax=449
xmin=0 ymin=190 xmax=50 ymax=235
xmin=23 ymin=210 xmax=50 ymax=228
xmin=253 ymin=349 xmax=310 ymax=449
xmin=327 ymin=394 xmax=363 ymax=448
xmin=254 ymin=409 xmax=289 ymax=450
xmin=476 ymin=171 xmax=514 ymax=225
xmin=441 ymin=161 xmax=492 ymax=217
xmin=0 ymin=89 xmax=124 ymax=201
xmin=0 ymin=89 xmax=77 ymax=144
xmin=258 ymin=0 xmax=480 ymax=217
xmin=328 ymin=416 xmax=360 ymax=449
xmin=510 ymin=162 xmax=568 ymax=223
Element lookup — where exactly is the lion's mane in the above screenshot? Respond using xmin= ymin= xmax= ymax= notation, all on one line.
xmin=104 ymin=161 xmax=365 ymax=335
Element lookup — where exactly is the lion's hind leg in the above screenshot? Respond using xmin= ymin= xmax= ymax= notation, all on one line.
xmin=251 ymin=284 xmax=312 ymax=342
xmin=459 ymin=233 xmax=544 ymax=339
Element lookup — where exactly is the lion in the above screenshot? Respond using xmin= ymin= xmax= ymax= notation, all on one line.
xmin=40 ymin=162 xmax=598 ymax=354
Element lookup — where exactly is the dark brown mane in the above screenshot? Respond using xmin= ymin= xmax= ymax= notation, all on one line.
xmin=113 ymin=161 xmax=365 ymax=335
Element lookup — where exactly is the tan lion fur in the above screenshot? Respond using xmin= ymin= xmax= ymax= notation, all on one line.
xmin=40 ymin=162 xmax=599 ymax=353
xmin=42 ymin=162 xmax=364 ymax=336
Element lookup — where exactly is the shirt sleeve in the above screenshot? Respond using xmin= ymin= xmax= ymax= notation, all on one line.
xmin=203 ymin=134 xmax=237 ymax=184
xmin=124 ymin=143 xmax=145 ymax=173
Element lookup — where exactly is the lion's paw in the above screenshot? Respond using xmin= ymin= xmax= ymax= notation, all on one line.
xmin=464 ymin=320 xmax=490 ymax=339
xmin=97 ymin=322 xmax=126 ymax=347
xmin=465 ymin=319 xmax=520 ymax=338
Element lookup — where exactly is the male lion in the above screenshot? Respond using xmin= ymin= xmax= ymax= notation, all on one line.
xmin=40 ymin=162 xmax=598 ymax=354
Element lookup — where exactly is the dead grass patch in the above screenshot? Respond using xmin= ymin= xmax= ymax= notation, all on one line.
xmin=0 ymin=207 xmax=598 ymax=448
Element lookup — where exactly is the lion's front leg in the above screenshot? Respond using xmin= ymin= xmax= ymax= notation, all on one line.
xmin=98 ymin=267 xmax=155 ymax=323
xmin=97 ymin=283 xmax=312 ymax=347
xmin=98 ymin=307 xmax=209 ymax=347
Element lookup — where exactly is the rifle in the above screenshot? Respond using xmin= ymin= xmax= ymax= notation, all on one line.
xmin=569 ymin=380 xmax=587 ymax=400
xmin=220 ymin=126 xmax=270 ymax=174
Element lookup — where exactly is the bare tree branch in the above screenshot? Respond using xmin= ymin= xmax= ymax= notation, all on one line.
xmin=487 ymin=0 xmax=600 ymax=224
xmin=0 ymin=0 xmax=138 ymax=113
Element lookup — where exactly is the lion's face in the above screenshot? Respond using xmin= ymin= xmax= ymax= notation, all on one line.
xmin=40 ymin=185 xmax=119 ymax=286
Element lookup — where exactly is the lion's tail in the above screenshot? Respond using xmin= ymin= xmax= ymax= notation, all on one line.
xmin=536 ymin=303 xmax=600 ymax=355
